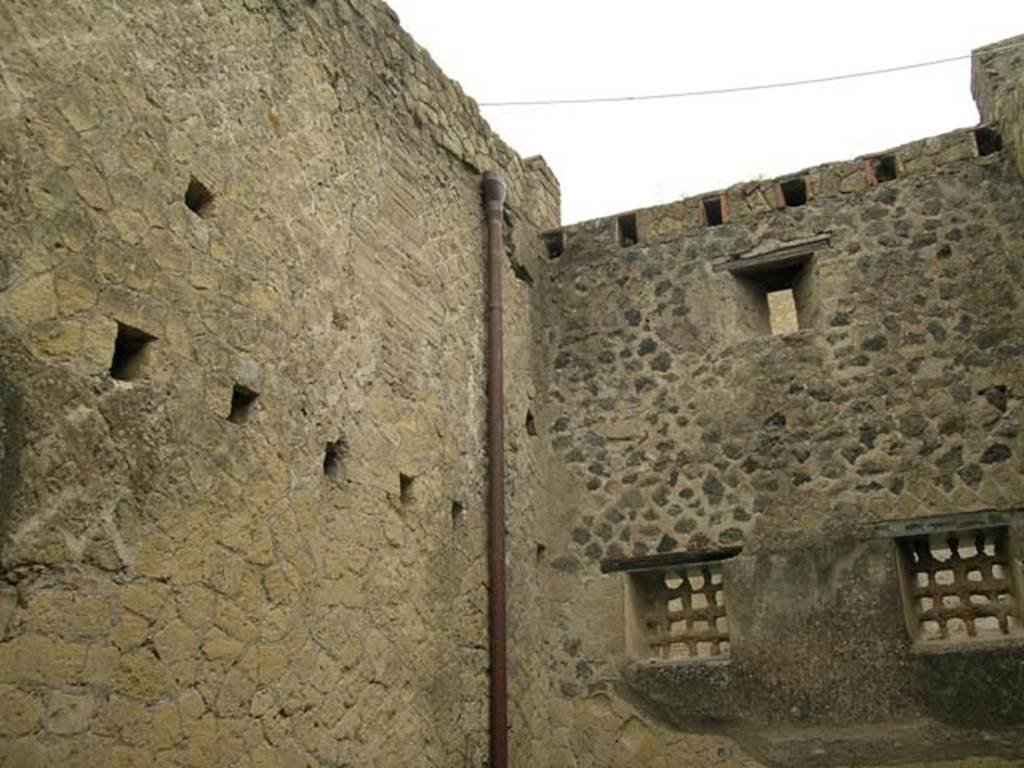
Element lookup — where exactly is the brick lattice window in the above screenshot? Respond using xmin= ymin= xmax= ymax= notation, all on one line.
xmin=898 ymin=527 xmax=1022 ymax=643
xmin=642 ymin=563 xmax=729 ymax=660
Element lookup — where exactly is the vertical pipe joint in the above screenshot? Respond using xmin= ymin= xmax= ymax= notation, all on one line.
xmin=483 ymin=171 xmax=508 ymax=215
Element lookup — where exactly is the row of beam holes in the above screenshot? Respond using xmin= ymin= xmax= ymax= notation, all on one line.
xmin=396 ymin=471 xmax=467 ymax=529
xmin=191 ymin=176 xmax=484 ymax=527
xmin=183 ymin=177 xmax=470 ymax=521
xmin=544 ymin=127 xmax=1003 ymax=252
xmin=111 ymin=322 xmax=270 ymax=427
xmin=913 ymin=532 xmax=1015 ymax=638
xmin=662 ymin=569 xmax=728 ymax=659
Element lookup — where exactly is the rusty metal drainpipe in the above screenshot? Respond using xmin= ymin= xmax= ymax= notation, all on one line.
xmin=482 ymin=169 xmax=508 ymax=768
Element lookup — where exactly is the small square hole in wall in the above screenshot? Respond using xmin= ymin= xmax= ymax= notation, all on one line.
xmin=451 ymin=500 xmax=466 ymax=528
xmin=702 ymin=195 xmax=726 ymax=227
xmin=525 ymin=409 xmax=537 ymax=437
xmin=779 ymin=177 xmax=808 ymax=208
xmin=227 ymin=384 xmax=259 ymax=424
xmin=543 ymin=231 xmax=564 ymax=259
xmin=184 ymin=176 xmax=215 ymax=217
xmin=974 ymin=126 xmax=1003 ymax=157
xmin=323 ymin=437 xmax=347 ymax=479
xmin=617 ymin=213 xmax=638 ymax=247
xmin=399 ymin=473 xmax=415 ymax=504
xmin=897 ymin=526 xmax=1023 ymax=645
xmin=869 ymin=154 xmax=898 ymax=184
xmin=110 ymin=322 xmax=157 ymax=381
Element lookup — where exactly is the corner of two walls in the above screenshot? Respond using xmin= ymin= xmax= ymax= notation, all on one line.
xmin=972 ymin=34 xmax=1024 ymax=177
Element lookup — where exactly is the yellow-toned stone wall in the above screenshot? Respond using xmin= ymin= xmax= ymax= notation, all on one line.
xmin=3 ymin=3 xmax=1023 ymax=768
xmin=0 ymin=1 xmax=561 ymax=765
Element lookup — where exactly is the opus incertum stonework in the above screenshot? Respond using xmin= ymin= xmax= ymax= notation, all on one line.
xmin=1 ymin=2 xmax=1023 ymax=766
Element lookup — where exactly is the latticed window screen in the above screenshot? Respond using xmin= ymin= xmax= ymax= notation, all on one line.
xmin=647 ymin=563 xmax=729 ymax=659
xmin=898 ymin=527 xmax=1021 ymax=642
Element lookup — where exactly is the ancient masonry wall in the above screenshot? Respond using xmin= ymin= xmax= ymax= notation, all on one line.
xmin=0 ymin=1 xmax=562 ymax=765
xmin=538 ymin=38 xmax=1024 ymax=768
xmin=3 ymin=2 xmax=1024 ymax=767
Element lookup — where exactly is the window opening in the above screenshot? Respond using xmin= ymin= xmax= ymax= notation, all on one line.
xmin=897 ymin=526 xmax=1022 ymax=644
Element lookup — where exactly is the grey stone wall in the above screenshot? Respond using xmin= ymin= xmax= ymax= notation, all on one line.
xmin=2 ymin=3 xmax=1022 ymax=766
xmin=540 ymin=44 xmax=1024 ymax=765
xmin=547 ymin=126 xmax=1022 ymax=565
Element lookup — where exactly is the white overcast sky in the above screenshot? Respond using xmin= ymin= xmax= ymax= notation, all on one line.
xmin=386 ymin=1 xmax=1024 ymax=225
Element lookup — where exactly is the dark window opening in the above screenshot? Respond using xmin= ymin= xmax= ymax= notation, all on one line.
xmin=869 ymin=154 xmax=898 ymax=183
xmin=110 ymin=322 xmax=156 ymax=381
xmin=543 ymin=231 xmax=564 ymax=259
xmin=185 ymin=176 xmax=215 ymax=216
xmin=228 ymin=384 xmax=259 ymax=424
xmin=974 ymin=126 xmax=1003 ymax=157
xmin=400 ymin=473 xmax=415 ymax=504
xmin=618 ymin=213 xmax=638 ymax=247
xmin=779 ymin=177 xmax=808 ymax=207
xmin=525 ymin=409 xmax=537 ymax=437
xmin=323 ymin=437 xmax=347 ymax=479
xmin=451 ymin=500 xmax=466 ymax=528
xmin=702 ymin=196 xmax=724 ymax=227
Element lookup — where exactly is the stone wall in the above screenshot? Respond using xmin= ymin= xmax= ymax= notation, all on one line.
xmin=2 ymin=3 xmax=1023 ymax=767
xmin=973 ymin=33 xmax=1024 ymax=178
xmin=539 ymin=42 xmax=1024 ymax=767
xmin=0 ymin=1 xmax=560 ymax=765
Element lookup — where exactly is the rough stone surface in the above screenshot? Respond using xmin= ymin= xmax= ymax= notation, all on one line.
xmin=1 ymin=3 xmax=1023 ymax=767
xmin=0 ymin=1 xmax=566 ymax=765
xmin=540 ymin=35 xmax=1024 ymax=768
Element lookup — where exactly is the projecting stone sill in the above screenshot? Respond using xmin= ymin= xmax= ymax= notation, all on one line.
xmin=909 ymin=635 xmax=1024 ymax=656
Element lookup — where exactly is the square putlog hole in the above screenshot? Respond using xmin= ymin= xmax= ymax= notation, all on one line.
xmin=617 ymin=213 xmax=638 ymax=247
xmin=974 ymin=126 xmax=1003 ymax=157
xmin=110 ymin=322 xmax=156 ymax=381
xmin=227 ymin=384 xmax=259 ymax=424
xmin=525 ymin=409 xmax=537 ymax=437
xmin=451 ymin=500 xmax=466 ymax=528
xmin=185 ymin=176 xmax=215 ymax=217
xmin=869 ymin=154 xmax=898 ymax=184
xmin=323 ymin=437 xmax=347 ymax=479
xmin=702 ymin=195 xmax=725 ymax=227
xmin=543 ymin=231 xmax=564 ymax=259
xmin=399 ymin=473 xmax=415 ymax=504
xmin=779 ymin=178 xmax=808 ymax=208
